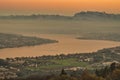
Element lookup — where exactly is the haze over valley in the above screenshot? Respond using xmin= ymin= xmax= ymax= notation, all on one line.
xmin=1 ymin=0 xmax=120 ymax=80
xmin=0 ymin=11 xmax=120 ymax=80
xmin=0 ymin=11 xmax=120 ymax=58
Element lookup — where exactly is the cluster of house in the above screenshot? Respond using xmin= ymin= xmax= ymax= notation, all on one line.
xmin=78 ymin=57 xmax=94 ymax=62
xmin=65 ymin=67 xmax=85 ymax=71
xmin=0 ymin=66 xmax=19 ymax=80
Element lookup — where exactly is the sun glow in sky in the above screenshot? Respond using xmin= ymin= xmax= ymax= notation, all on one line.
xmin=0 ymin=0 xmax=120 ymax=15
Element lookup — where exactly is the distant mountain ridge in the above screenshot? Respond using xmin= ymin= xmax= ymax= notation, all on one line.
xmin=0 ymin=14 xmax=71 ymax=20
xmin=74 ymin=11 xmax=120 ymax=20
xmin=0 ymin=11 xmax=120 ymax=20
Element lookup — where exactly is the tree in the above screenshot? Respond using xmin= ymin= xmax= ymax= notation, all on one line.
xmin=60 ymin=69 xmax=67 ymax=76
xmin=0 ymin=59 xmax=8 ymax=66
xmin=110 ymin=62 xmax=116 ymax=72
xmin=111 ymin=69 xmax=120 ymax=80
xmin=81 ymin=70 xmax=105 ymax=80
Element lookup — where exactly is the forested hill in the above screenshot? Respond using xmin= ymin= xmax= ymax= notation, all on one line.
xmin=0 ymin=11 xmax=120 ymax=20
xmin=74 ymin=11 xmax=120 ymax=20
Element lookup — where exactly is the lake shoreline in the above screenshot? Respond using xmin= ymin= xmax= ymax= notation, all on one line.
xmin=0 ymin=34 xmax=120 ymax=59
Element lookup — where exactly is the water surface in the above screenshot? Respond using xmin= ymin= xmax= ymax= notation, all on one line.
xmin=0 ymin=34 xmax=120 ymax=58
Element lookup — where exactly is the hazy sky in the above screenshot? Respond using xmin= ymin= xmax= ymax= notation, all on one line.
xmin=0 ymin=0 xmax=120 ymax=15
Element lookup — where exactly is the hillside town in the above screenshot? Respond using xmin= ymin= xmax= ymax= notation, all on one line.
xmin=0 ymin=46 xmax=120 ymax=79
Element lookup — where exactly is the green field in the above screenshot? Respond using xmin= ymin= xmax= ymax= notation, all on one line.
xmin=26 ymin=58 xmax=89 ymax=71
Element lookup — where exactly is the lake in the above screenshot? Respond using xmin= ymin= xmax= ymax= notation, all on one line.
xmin=0 ymin=34 xmax=120 ymax=58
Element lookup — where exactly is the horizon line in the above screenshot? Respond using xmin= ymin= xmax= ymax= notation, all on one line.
xmin=0 ymin=11 xmax=120 ymax=17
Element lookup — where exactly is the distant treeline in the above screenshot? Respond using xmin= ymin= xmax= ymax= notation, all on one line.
xmin=0 ymin=11 xmax=120 ymax=20
xmin=77 ymin=33 xmax=120 ymax=42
